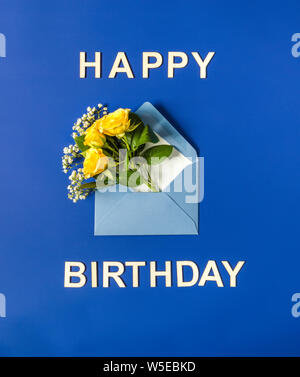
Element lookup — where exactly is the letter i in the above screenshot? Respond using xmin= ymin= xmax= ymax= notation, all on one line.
xmin=91 ymin=262 xmax=98 ymax=287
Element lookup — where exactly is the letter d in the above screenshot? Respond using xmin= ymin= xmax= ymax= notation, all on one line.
xmin=177 ymin=261 xmax=199 ymax=287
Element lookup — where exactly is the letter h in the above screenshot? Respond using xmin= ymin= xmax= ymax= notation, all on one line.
xmin=79 ymin=52 xmax=101 ymax=78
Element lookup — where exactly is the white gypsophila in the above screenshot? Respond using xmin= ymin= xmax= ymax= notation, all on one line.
xmin=61 ymin=144 xmax=80 ymax=173
xmin=70 ymin=108 xmax=102 ymax=139
xmin=62 ymin=103 xmax=107 ymax=201
xmin=73 ymin=105 xmax=106 ymax=137
xmin=67 ymin=168 xmax=89 ymax=202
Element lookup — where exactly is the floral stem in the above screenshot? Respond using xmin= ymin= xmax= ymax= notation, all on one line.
xmin=109 ymin=137 xmax=119 ymax=152
xmin=143 ymin=169 xmax=159 ymax=192
xmin=122 ymin=136 xmax=132 ymax=158
xmin=103 ymin=144 xmax=118 ymax=160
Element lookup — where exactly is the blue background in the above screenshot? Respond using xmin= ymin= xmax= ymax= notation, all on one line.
xmin=0 ymin=0 xmax=300 ymax=356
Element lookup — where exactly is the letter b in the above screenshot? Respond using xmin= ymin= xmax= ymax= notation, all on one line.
xmin=64 ymin=262 xmax=87 ymax=288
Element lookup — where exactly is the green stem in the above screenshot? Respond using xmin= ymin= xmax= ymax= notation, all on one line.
xmin=143 ymin=177 xmax=159 ymax=192
xmin=109 ymin=137 xmax=119 ymax=152
xmin=141 ymin=168 xmax=159 ymax=192
xmin=103 ymin=144 xmax=118 ymax=160
xmin=122 ymin=136 xmax=132 ymax=159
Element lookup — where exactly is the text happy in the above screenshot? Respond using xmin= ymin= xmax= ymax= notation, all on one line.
xmin=79 ymin=51 xmax=215 ymax=78
xmin=64 ymin=260 xmax=245 ymax=288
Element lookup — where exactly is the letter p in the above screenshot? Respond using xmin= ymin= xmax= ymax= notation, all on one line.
xmin=168 ymin=52 xmax=188 ymax=78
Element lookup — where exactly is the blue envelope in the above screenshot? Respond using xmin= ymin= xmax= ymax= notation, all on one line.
xmin=94 ymin=102 xmax=199 ymax=235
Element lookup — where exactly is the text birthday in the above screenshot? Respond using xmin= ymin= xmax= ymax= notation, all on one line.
xmin=64 ymin=260 xmax=245 ymax=288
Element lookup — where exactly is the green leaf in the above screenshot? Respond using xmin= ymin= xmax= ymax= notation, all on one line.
xmin=135 ymin=144 xmax=146 ymax=155
xmin=131 ymin=124 xmax=159 ymax=151
xmin=117 ymin=148 xmax=129 ymax=170
xmin=127 ymin=112 xmax=143 ymax=132
xmin=142 ymin=145 xmax=173 ymax=165
xmin=101 ymin=169 xmax=115 ymax=181
xmin=96 ymin=176 xmax=116 ymax=189
xmin=75 ymin=135 xmax=90 ymax=152
xmin=118 ymin=149 xmax=130 ymax=185
xmin=118 ymin=169 xmax=142 ymax=187
xmin=124 ymin=130 xmax=134 ymax=147
xmin=101 ymin=146 xmax=115 ymax=159
xmin=95 ymin=169 xmax=117 ymax=189
xmin=79 ymin=181 xmax=96 ymax=189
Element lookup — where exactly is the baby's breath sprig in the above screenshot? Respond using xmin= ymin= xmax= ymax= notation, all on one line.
xmin=67 ymin=168 xmax=90 ymax=203
xmin=62 ymin=144 xmax=80 ymax=173
xmin=62 ymin=102 xmax=108 ymax=202
xmin=71 ymin=103 xmax=107 ymax=140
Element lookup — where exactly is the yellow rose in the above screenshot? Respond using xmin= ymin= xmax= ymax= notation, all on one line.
xmin=84 ymin=124 xmax=106 ymax=148
xmin=83 ymin=148 xmax=108 ymax=179
xmin=96 ymin=108 xmax=131 ymax=137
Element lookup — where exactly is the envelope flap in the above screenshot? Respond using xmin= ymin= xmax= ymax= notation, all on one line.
xmin=164 ymin=160 xmax=200 ymax=227
xmin=135 ymin=102 xmax=197 ymax=160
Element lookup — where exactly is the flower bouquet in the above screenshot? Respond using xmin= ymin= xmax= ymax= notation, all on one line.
xmin=62 ymin=104 xmax=174 ymax=202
